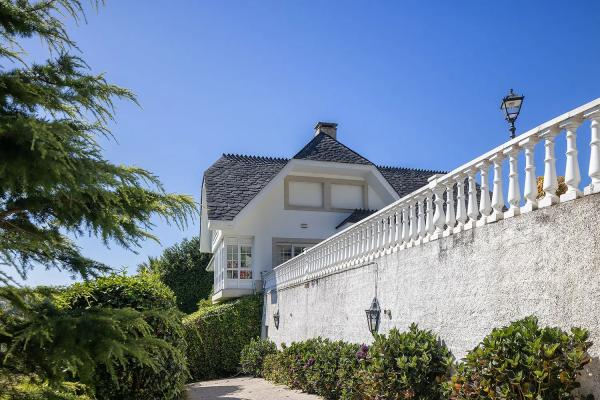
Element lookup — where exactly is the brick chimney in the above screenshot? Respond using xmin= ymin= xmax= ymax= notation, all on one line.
xmin=314 ymin=122 xmax=337 ymax=140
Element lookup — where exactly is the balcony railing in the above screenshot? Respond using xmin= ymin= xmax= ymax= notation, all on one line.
xmin=263 ymin=98 xmax=600 ymax=292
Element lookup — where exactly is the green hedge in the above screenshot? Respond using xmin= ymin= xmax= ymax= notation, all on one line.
xmin=60 ymin=274 xmax=188 ymax=400
xmin=260 ymin=327 xmax=450 ymax=400
xmin=184 ymin=295 xmax=262 ymax=381
xmin=258 ymin=318 xmax=594 ymax=400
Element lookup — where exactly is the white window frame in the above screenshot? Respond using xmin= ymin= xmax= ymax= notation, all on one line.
xmin=224 ymin=238 xmax=253 ymax=282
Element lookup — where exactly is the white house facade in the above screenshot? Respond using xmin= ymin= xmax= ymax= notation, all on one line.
xmin=200 ymin=122 xmax=442 ymax=302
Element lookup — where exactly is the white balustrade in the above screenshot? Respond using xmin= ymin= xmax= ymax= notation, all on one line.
xmin=465 ymin=168 xmax=479 ymax=230
xmin=417 ymin=196 xmax=426 ymax=242
xmin=489 ymin=154 xmax=504 ymax=222
xmin=432 ymin=185 xmax=446 ymax=238
xmin=477 ymin=161 xmax=492 ymax=226
xmin=444 ymin=182 xmax=456 ymax=235
xmin=264 ymin=98 xmax=600 ymax=291
xmin=425 ymin=191 xmax=434 ymax=238
xmin=454 ymin=175 xmax=467 ymax=232
xmin=560 ymin=118 xmax=583 ymax=201
xmin=504 ymin=145 xmax=521 ymax=218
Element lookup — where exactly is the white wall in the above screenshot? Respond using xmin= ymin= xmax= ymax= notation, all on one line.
xmin=264 ymin=193 xmax=600 ymax=397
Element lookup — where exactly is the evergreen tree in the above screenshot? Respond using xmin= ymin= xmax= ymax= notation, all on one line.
xmin=138 ymin=237 xmax=213 ymax=313
xmin=0 ymin=0 xmax=196 ymax=392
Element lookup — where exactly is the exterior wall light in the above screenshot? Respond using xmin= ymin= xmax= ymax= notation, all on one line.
xmin=273 ymin=309 xmax=280 ymax=330
xmin=500 ymin=89 xmax=525 ymax=139
xmin=365 ymin=297 xmax=381 ymax=335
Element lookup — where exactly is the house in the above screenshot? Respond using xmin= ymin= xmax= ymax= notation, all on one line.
xmin=200 ymin=122 xmax=443 ymax=302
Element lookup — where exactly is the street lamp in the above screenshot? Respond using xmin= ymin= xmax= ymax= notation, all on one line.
xmin=273 ymin=309 xmax=280 ymax=330
xmin=365 ymin=297 xmax=381 ymax=335
xmin=500 ymin=89 xmax=525 ymax=139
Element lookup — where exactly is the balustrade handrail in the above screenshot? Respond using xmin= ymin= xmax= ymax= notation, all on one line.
xmin=263 ymin=98 xmax=600 ymax=291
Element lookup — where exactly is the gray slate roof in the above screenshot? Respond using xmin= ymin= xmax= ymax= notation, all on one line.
xmin=203 ymin=135 xmax=447 ymax=221
xmin=293 ymin=133 xmax=372 ymax=164
xmin=377 ymin=166 xmax=445 ymax=198
xmin=204 ymin=154 xmax=287 ymax=221
xmin=335 ymin=209 xmax=377 ymax=229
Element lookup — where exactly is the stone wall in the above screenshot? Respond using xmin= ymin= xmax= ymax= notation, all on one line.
xmin=263 ymin=192 xmax=600 ymax=396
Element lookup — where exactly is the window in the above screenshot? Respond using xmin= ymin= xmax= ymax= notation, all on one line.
xmin=277 ymin=243 xmax=312 ymax=264
xmin=285 ymin=177 xmax=367 ymax=212
xmin=226 ymin=242 xmax=253 ymax=280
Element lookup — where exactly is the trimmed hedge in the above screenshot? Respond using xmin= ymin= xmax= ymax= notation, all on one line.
xmin=184 ymin=295 xmax=262 ymax=380
xmin=240 ymin=337 xmax=277 ymax=377
xmin=450 ymin=316 xmax=593 ymax=400
xmin=59 ymin=274 xmax=188 ymax=400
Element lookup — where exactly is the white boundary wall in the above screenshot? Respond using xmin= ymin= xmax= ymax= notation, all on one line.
xmin=264 ymin=190 xmax=600 ymax=397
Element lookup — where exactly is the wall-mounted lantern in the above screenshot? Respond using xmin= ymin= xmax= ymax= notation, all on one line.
xmin=500 ymin=89 xmax=525 ymax=139
xmin=273 ymin=309 xmax=280 ymax=330
xmin=365 ymin=297 xmax=381 ymax=335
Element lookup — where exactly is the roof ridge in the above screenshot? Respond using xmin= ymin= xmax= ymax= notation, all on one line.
xmin=223 ymin=153 xmax=289 ymax=162
xmin=377 ymin=164 xmax=448 ymax=175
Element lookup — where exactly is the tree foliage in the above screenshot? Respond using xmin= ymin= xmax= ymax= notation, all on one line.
xmin=0 ymin=0 xmax=196 ymax=285
xmin=138 ymin=236 xmax=212 ymax=313
xmin=0 ymin=0 xmax=196 ymax=395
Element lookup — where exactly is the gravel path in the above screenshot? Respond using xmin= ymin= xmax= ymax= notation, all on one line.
xmin=186 ymin=376 xmax=322 ymax=400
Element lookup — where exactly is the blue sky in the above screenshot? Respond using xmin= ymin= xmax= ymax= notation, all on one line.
xmin=23 ymin=0 xmax=600 ymax=286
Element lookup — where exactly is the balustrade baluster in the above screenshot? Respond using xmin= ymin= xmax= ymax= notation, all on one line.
xmin=454 ymin=175 xmax=467 ymax=233
xmin=408 ymin=201 xmax=417 ymax=245
xmin=465 ymin=168 xmax=479 ymax=230
xmin=560 ymin=118 xmax=583 ymax=201
xmin=417 ymin=196 xmax=426 ymax=243
xmin=444 ymin=182 xmax=456 ymax=235
xmin=401 ymin=206 xmax=409 ymax=247
xmin=585 ymin=108 xmax=600 ymax=195
xmin=503 ymin=146 xmax=521 ymax=218
xmin=539 ymin=127 xmax=560 ymax=208
xmin=380 ymin=217 xmax=387 ymax=250
xmin=477 ymin=161 xmax=492 ymax=226
xmin=489 ymin=154 xmax=505 ymax=222
xmin=425 ymin=190 xmax=434 ymax=239
xmin=519 ymin=137 xmax=538 ymax=213
xmin=393 ymin=209 xmax=400 ymax=246
xmin=432 ymin=185 xmax=446 ymax=239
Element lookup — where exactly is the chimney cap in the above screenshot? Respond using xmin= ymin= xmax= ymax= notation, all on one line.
xmin=314 ymin=121 xmax=338 ymax=139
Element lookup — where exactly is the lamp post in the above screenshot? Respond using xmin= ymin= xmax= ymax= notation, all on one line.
xmin=500 ymin=89 xmax=525 ymax=139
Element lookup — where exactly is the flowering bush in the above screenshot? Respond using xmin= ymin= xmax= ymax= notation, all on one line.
xmin=355 ymin=324 xmax=454 ymax=400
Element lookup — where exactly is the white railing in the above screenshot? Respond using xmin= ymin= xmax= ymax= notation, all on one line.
xmin=263 ymin=98 xmax=600 ymax=291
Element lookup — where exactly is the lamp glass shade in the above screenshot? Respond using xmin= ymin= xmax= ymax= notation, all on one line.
xmin=365 ymin=297 xmax=381 ymax=334
xmin=500 ymin=90 xmax=524 ymax=123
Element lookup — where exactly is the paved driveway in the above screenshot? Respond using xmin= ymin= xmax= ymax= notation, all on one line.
xmin=187 ymin=376 xmax=322 ymax=400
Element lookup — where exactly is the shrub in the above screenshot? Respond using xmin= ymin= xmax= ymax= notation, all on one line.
xmin=240 ymin=337 xmax=277 ymax=377
xmin=59 ymin=274 xmax=187 ymax=400
xmin=1 ymin=379 xmax=92 ymax=400
xmin=138 ymin=237 xmax=213 ymax=313
xmin=184 ymin=295 xmax=262 ymax=380
xmin=450 ymin=316 xmax=593 ymax=400
xmin=261 ymin=338 xmax=361 ymax=400
xmin=356 ymin=324 xmax=454 ymax=400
